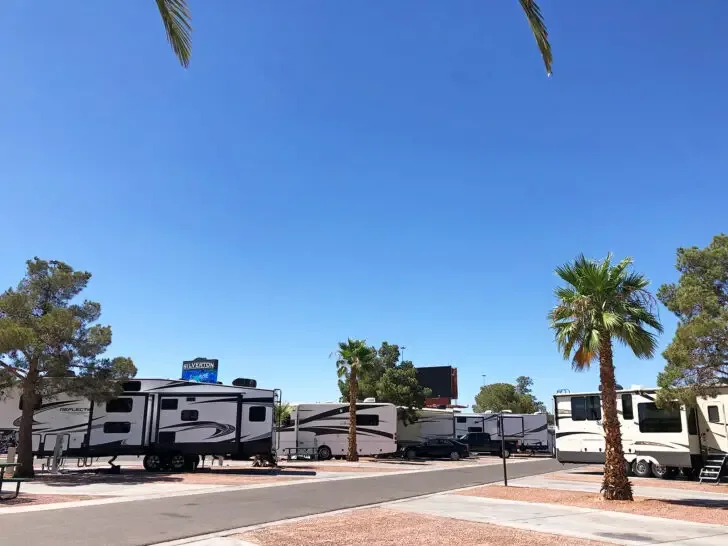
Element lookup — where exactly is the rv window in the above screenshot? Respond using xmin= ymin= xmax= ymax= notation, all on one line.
xmin=571 ymin=397 xmax=587 ymax=421
xmin=122 ymin=381 xmax=141 ymax=392
xmin=249 ymin=406 xmax=266 ymax=422
xmin=103 ymin=422 xmax=131 ymax=434
xmin=106 ymin=398 xmax=133 ymax=413
xmin=181 ymin=410 xmax=199 ymax=421
xmin=638 ymin=403 xmax=682 ymax=433
xmin=161 ymin=399 xmax=179 ymax=410
xmin=456 ymin=417 xmax=466 ymax=423
xmin=708 ymin=405 xmax=720 ymax=424
xmin=688 ymin=407 xmax=698 ymax=435
xmin=356 ymin=414 xmax=379 ymax=427
xmin=468 ymin=426 xmax=483 ymax=433
xmin=586 ymin=396 xmax=601 ymax=421
xmin=18 ymin=395 xmax=43 ymax=411
xmin=621 ymin=394 xmax=634 ymax=421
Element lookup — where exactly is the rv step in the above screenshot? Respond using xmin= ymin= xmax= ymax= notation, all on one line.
xmin=699 ymin=454 xmax=728 ymax=485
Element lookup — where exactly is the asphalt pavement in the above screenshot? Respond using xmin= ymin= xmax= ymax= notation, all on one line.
xmin=0 ymin=458 xmax=566 ymax=545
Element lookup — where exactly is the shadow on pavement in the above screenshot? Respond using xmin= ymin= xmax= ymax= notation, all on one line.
xmin=660 ymin=498 xmax=728 ymax=509
xmin=33 ymin=466 xmax=316 ymax=487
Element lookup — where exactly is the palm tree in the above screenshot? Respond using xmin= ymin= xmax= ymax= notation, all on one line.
xmin=548 ymin=254 xmax=663 ymax=500
xmin=156 ymin=0 xmax=192 ymax=67
xmin=334 ymin=339 xmax=375 ymax=462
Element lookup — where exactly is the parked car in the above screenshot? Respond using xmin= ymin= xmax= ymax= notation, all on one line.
xmin=402 ymin=438 xmax=470 ymax=461
xmin=458 ymin=432 xmax=517 ymax=458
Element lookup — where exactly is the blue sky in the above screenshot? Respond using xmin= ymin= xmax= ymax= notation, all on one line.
xmin=1 ymin=1 xmax=726 ymax=409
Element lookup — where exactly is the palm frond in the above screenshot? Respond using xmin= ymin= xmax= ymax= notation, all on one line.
xmin=518 ymin=0 xmax=552 ymax=76
xmin=156 ymin=0 xmax=192 ymax=68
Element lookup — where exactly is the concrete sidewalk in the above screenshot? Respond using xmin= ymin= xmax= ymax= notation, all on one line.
xmin=390 ymin=494 xmax=728 ymax=545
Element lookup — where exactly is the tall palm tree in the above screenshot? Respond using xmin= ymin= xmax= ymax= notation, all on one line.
xmin=334 ymin=339 xmax=375 ymax=462
xmin=156 ymin=0 xmax=192 ymax=67
xmin=548 ymin=254 xmax=663 ymax=500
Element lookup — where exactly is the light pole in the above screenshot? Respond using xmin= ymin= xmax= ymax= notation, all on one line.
xmin=401 ymin=346 xmax=406 ymax=363
xmin=482 ymin=374 xmax=487 ymax=387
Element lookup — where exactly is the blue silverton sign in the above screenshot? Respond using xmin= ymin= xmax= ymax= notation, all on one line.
xmin=181 ymin=357 xmax=219 ymax=383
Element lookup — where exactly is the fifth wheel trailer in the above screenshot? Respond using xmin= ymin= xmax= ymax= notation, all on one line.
xmin=454 ymin=412 xmax=549 ymax=451
xmin=397 ymin=408 xmax=455 ymax=447
xmin=0 ymin=378 xmax=279 ymax=471
xmin=554 ymin=386 xmax=728 ymax=478
xmin=276 ymin=403 xmax=397 ymax=460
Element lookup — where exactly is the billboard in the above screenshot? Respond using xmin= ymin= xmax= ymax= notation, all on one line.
xmin=416 ymin=365 xmax=458 ymax=400
xmin=181 ymin=357 xmax=219 ymax=384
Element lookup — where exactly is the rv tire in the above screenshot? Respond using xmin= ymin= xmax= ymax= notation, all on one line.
xmin=143 ymin=454 xmax=162 ymax=472
xmin=632 ymin=459 xmax=652 ymax=478
xmin=405 ymin=449 xmax=417 ymax=461
xmin=168 ymin=453 xmax=186 ymax=472
xmin=449 ymin=451 xmax=461 ymax=461
xmin=317 ymin=446 xmax=332 ymax=461
xmin=651 ymin=463 xmax=677 ymax=480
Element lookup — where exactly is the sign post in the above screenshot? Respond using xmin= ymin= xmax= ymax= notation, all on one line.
xmin=182 ymin=357 xmax=219 ymax=384
xmin=500 ymin=412 xmax=508 ymax=487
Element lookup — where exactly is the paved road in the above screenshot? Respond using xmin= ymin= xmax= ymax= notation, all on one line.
xmin=0 ymin=458 xmax=566 ymax=545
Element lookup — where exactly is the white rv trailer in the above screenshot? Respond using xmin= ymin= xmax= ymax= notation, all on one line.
xmin=554 ymin=386 xmax=728 ymax=478
xmin=454 ymin=412 xmax=549 ymax=451
xmin=0 ymin=378 xmax=279 ymax=471
xmin=397 ymin=408 xmax=455 ymax=447
xmin=277 ymin=402 xmax=397 ymax=460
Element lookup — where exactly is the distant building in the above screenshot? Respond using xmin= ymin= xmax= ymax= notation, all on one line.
xmin=415 ymin=365 xmax=459 ymax=408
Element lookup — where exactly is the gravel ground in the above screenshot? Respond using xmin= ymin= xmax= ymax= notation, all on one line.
xmin=0 ymin=493 xmax=101 ymax=506
xmin=551 ymin=468 xmax=728 ymax=493
xmin=458 ymin=485 xmax=728 ymax=525
xmin=237 ymin=507 xmax=608 ymax=546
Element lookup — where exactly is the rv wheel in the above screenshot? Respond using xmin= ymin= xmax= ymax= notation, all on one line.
xmin=168 ymin=453 xmax=186 ymax=472
xmin=449 ymin=451 xmax=461 ymax=461
xmin=632 ymin=459 xmax=652 ymax=478
xmin=651 ymin=463 xmax=677 ymax=480
xmin=143 ymin=454 xmax=162 ymax=472
xmin=501 ymin=450 xmax=511 ymax=459
xmin=317 ymin=446 xmax=332 ymax=461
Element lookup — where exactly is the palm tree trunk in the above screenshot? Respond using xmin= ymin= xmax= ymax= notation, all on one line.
xmin=348 ymin=365 xmax=359 ymax=462
xmin=599 ymin=336 xmax=632 ymax=500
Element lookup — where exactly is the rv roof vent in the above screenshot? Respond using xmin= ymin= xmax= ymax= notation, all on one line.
xmin=363 ymin=397 xmax=376 ymax=403
xmin=630 ymin=385 xmax=643 ymax=390
xmin=484 ymin=410 xmax=493 ymax=414
xmin=501 ymin=409 xmax=513 ymax=413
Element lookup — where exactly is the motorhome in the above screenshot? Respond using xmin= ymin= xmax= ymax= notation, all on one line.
xmin=454 ymin=412 xmax=549 ymax=451
xmin=397 ymin=408 xmax=455 ymax=447
xmin=0 ymin=378 xmax=279 ymax=471
xmin=277 ymin=402 xmax=397 ymax=460
xmin=554 ymin=386 xmax=728 ymax=479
